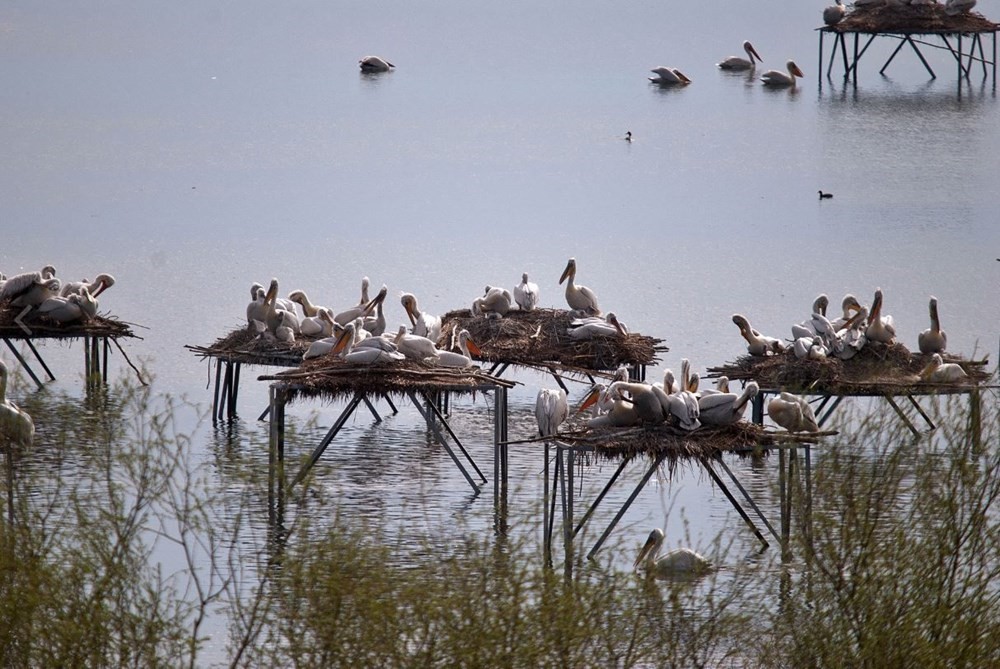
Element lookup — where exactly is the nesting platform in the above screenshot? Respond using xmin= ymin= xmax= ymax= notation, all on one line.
xmin=819 ymin=5 xmax=1000 ymax=85
xmin=0 ymin=311 xmax=139 ymax=389
xmin=440 ymin=308 xmax=668 ymax=388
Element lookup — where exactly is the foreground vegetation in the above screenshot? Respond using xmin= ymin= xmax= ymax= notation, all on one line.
xmin=1 ymin=375 xmax=999 ymax=668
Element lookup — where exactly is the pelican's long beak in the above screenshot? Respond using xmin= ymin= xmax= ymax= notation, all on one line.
xmin=465 ymin=337 xmax=482 ymax=357
xmin=748 ymin=43 xmax=762 ymax=63
xmin=633 ymin=534 xmax=657 ymax=570
xmin=331 ymin=327 xmax=353 ymax=355
xmin=611 ymin=316 xmax=627 ymax=337
xmin=404 ymin=301 xmax=417 ymax=327
xmin=558 ymin=261 xmax=573 ymax=285
xmin=792 ymin=63 xmax=805 ymax=78
xmin=264 ymin=279 xmax=279 ymax=306
xmin=92 ymin=279 xmax=111 ymax=298
xmin=577 ymin=386 xmax=601 ymax=413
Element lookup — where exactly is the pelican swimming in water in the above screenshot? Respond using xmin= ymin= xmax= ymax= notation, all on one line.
xmin=717 ymin=40 xmax=763 ymax=71
xmin=401 ymin=292 xmax=442 ymax=343
xmin=649 ymin=67 xmax=692 ymax=85
xmin=559 ymin=257 xmax=601 ymax=317
xmin=865 ymin=288 xmax=896 ymax=344
xmin=567 ymin=312 xmax=628 ymax=339
xmin=60 ymin=273 xmax=114 ymax=299
xmin=0 ymin=269 xmax=63 ymax=334
xmin=761 ymin=60 xmax=805 ymax=87
xmin=698 ymin=381 xmax=759 ymax=426
xmin=634 ymin=528 xmax=713 ymax=579
xmin=732 ymin=314 xmax=785 ymax=356
xmin=823 ymin=0 xmax=846 ymax=26
xmin=433 ymin=329 xmax=481 ymax=368
xmin=513 ymin=273 xmax=540 ymax=312
xmin=0 ymin=360 xmax=34 ymax=449
xmin=767 ymin=392 xmax=820 ymax=432
xmin=920 ymin=353 xmax=968 ymax=383
xmin=37 ymin=288 xmax=99 ymax=324
xmin=359 ymin=55 xmax=394 ymax=72
xmin=535 ymin=388 xmax=569 ymax=438
xmin=918 ymin=296 xmax=947 ymax=354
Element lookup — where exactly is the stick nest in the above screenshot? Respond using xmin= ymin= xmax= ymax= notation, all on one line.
xmin=707 ymin=342 xmax=990 ymax=395
xmin=829 ymin=5 xmax=999 ymax=33
xmin=0 ymin=302 xmax=137 ymax=340
xmin=439 ymin=308 xmax=668 ymax=373
xmin=186 ymin=326 xmax=312 ymax=367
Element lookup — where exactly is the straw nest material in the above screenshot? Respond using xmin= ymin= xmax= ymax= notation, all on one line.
xmin=0 ymin=303 xmax=137 ymax=340
xmin=707 ymin=342 xmax=990 ymax=395
xmin=439 ymin=308 xmax=668 ymax=373
xmin=829 ymin=4 xmax=999 ymax=33
xmin=186 ymin=326 xmax=310 ymax=367
xmin=258 ymin=355 xmax=515 ymax=402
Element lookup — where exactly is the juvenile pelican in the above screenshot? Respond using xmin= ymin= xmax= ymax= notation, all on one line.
xmin=37 ymin=288 xmax=98 ymax=324
xmin=401 ymin=292 xmax=442 ymax=342
xmin=513 ymin=273 xmax=540 ymax=312
xmin=0 ymin=360 xmax=34 ymax=449
xmin=717 ymin=40 xmax=763 ymax=71
xmin=917 ymin=296 xmax=947 ymax=354
xmin=767 ymin=392 xmax=819 ymax=432
xmin=434 ymin=329 xmax=481 ymax=368
xmin=300 ymin=307 xmax=336 ymax=337
xmin=558 ymin=258 xmax=601 ymax=316
xmin=392 ymin=325 xmax=440 ymax=361
xmin=698 ymin=382 xmax=759 ymax=426
xmin=649 ymin=67 xmax=692 ymax=85
xmin=634 ymin=528 xmax=713 ymax=579
xmin=919 ymin=354 xmax=968 ymax=383
xmin=865 ymin=288 xmax=896 ymax=344
xmin=761 ymin=60 xmax=805 ymax=87
xmin=359 ymin=56 xmax=394 ymax=72
xmin=567 ymin=312 xmax=628 ymax=339
xmin=535 ymin=388 xmax=569 ymax=437
xmin=732 ymin=314 xmax=785 ymax=356
xmin=823 ymin=0 xmax=846 ymax=26
xmin=472 ymin=286 xmax=513 ymax=319
xmin=0 ymin=271 xmax=63 ymax=334
xmin=60 ymin=273 xmax=114 ymax=299
xmin=332 ymin=321 xmax=404 ymax=364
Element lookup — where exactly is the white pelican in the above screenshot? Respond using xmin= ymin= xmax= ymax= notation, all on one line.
xmin=37 ymin=288 xmax=99 ymax=324
xmin=513 ymin=273 xmax=540 ymax=312
xmin=535 ymin=388 xmax=569 ymax=437
xmin=698 ymin=381 xmax=759 ymax=426
xmin=332 ymin=321 xmax=404 ymax=364
xmin=917 ymin=296 xmax=947 ymax=354
xmin=0 ymin=271 xmax=63 ymax=334
xmin=392 ymin=325 xmax=440 ymax=361
xmin=579 ymin=383 xmax=639 ymax=427
xmin=567 ymin=312 xmax=628 ymax=339
xmin=60 ymin=273 xmax=114 ymax=299
xmin=793 ymin=336 xmax=829 ymax=361
xmin=732 ymin=314 xmax=785 ymax=356
xmin=335 ymin=291 xmax=379 ymax=327
xmin=558 ymin=258 xmax=601 ymax=317
xmin=652 ymin=368 xmax=680 ymax=395
xmin=651 ymin=380 xmax=701 ymax=431
xmin=649 ymin=67 xmax=692 ymax=85
xmin=634 ymin=528 xmax=713 ymax=579
xmin=823 ymin=0 xmax=846 ymax=26
xmin=288 ymin=290 xmax=326 ymax=318
xmin=767 ymin=392 xmax=820 ymax=432
xmin=358 ymin=276 xmax=371 ymax=307
xmin=362 ymin=285 xmax=389 ymax=336
xmin=920 ymin=353 xmax=968 ymax=383
xmin=717 ymin=41 xmax=763 ymax=71
xmin=0 ymin=360 xmax=34 ymax=449
xmin=606 ymin=381 xmax=665 ymax=425
xmin=359 ymin=56 xmax=394 ymax=72
xmin=472 ymin=286 xmax=513 ymax=319
xmin=582 ymin=368 xmax=632 ymax=414
xmin=299 ymin=307 xmax=336 ymax=338
xmin=865 ymin=288 xmax=896 ymax=344
xmin=434 ymin=329 xmax=481 ymax=368
xmin=700 ymin=376 xmax=730 ymax=397
xmin=831 ymin=306 xmax=868 ymax=360
xmin=830 ymin=294 xmax=864 ymax=330
xmin=761 ymin=60 xmax=805 ymax=87
xmin=945 ymin=0 xmax=976 ymax=15
xmin=274 ymin=313 xmax=296 ymax=343
xmin=303 ymin=336 xmax=338 ymax=360
xmin=401 ymin=292 xmax=442 ymax=342
xmin=246 ymin=283 xmax=268 ymax=325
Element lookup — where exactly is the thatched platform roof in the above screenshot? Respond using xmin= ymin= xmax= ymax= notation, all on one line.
xmin=0 ymin=306 xmax=137 ymax=341
xmin=439 ymin=308 xmax=668 ymax=375
xmin=258 ymin=356 xmax=515 ymax=403
xmin=825 ymin=4 xmax=999 ymax=34
xmin=707 ymin=342 xmax=990 ymax=396
xmin=186 ymin=326 xmax=309 ymax=367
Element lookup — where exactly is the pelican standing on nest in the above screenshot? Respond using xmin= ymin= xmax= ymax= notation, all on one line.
xmin=918 ymin=296 xmax=947 ymax=354
xmin=920 ymin=354 xmax=968 ymax=383
xmin=60 ymin=273 xmax=114 ymax=299
xmin=824 ymin=0 xmax=846 ymax=26
xmin=535 ymin=388 xmax=569 ymax=437
xmin=0 ymin=269 xmax=63 ymax=335
xmin=649 ymin=67 xmax=692 ymax=85
xmin=634 ymin=528 xmax=713 ymax=579
xmin=761 ymin=60 xmax=805 ymax=87
xmin=513 ymin=273 xmax=540 ymax=312
xmin=767 ymin=392 xmax=820 ymax=432
xmin=359 ymin=56 xmax=394 ymax=72
xmin=559 ymin=257 xmax=601 ymax=317
xmin=732 ymin=314 xmax=785 ymax=356
xmin=865 ymin=288 xmax=896 ymax=344
xmin=717 ymin=40 xmax=763 ymax=71
xmin=401 ymin=292 xmax=442 ymax=342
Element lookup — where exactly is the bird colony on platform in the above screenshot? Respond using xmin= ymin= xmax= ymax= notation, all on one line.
xmin=0 ymin=266 xmax=115 ymax=335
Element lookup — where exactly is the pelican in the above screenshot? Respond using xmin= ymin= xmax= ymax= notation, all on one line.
xmin=567 ymin=312 xmax=628 ymax=339
xmin=606 ymin=381 xmax=665 ymax=424
xmin=831 ymin=306 xmax=869 ymax=360
xmin=334 ymin=291 xmax=380 ymax=327
xmin=945 ymin=0 xmax=976 ymax=15
xmin=865 ymin=288 xmax=896 ymax=344
xmin=392 ymin=325 xmax=440 ymax=361
xmin=558 ymin=258 xmax=601 ymax=317
xmin=0 ymin=360 xmax=34 ymax=449
xmin=698 ymin=381 xmax=759 ymax=426
xmin=300 ymin=307 xmax=337 ymax=338
xmin=359 ymin=56 xmax=394 ymax=72
xmin=830 ymin=294 xmax=864 ymax=330
xmin=732 ymin=314 xmax=785 ymax=356
xmin=0 ymin=270 xmax=63 ymax=334
xmin=791 ymin=296 xmax=836 ymax=344
xmin=767 ymin=392 xmax=820 ymax=432
xmin=717 ymin=40 xmax=763 ymax=71
xmin=823 ymin=0 xmax=846 ymax=26
xmin=472 ymin=286 xmax=513 ymax=319
xmin=579 ymin=383 xmax=639 ymax=427
xmin=513 ymin=273 xmax=540 ymax=312
xmin=793 ymin=336 xmax=829 ymax=361
xmin=700 ymin=376 xmax=730 ymax=397
xmin=634 ymin=528 xmax=713 ymax=579
xmin=920 ymin=353 xmax=968 ymax=383
xmin=246 ymin=283 xmax=268 ymax=325
xmin=401 ymin=292 xmax=442 ymax=342
xmin=918 ymin=296 xmax=947 ymax=354
xmin=288 ymin=290 xmax=326 ymax=318
xmin=358 ymin=276 xmax=371 ymax=307
xmin=332 ymin=321 xmax=404 ymax=364
xmin=60 ymin=273 xmax=114 ymax=299
xmin=651 ymin=378 xmax=701 ymax=431
xmin=649 ymin=67 xmax=692 ymax=85
xmin=761 ymin=60 xmax=805 ymax=87
xmin=535 ymin=388 xmax=569 ymax=437
xmin=362 ymin=285 xmax=389 ymax=336
xmin=37 ymin=288 xmax=99 ymax=324
xmin=274 ymin=312 xmax=297 ymax=343
xmin=433 ymin=329 xmax=481 ymax=368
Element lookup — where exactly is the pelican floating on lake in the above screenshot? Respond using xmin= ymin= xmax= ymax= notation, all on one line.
xmin=559 ymin=257 xmax=601 ymax=317
xmin=767 ymin=392 xmax=819 ymax=432
xmin=918 ymin=296 xmax=947 ymax=354
xmin=718 ymin=41 xmax=762 ymax=71
xmin=761 ymin=60 xmax=805 ymax=87
xmin=535 ymin=388 xmax=569 ymax=437
xmin=634 ymin=528 xmax=713 ymax=579
xmin=513 ymin=273 xmax=540 ymax=312
xmin=401 ymin=292 xmax=442 ymax=343
xmin=649 ymin=67 xmax=692 ymax=85
xmin=359 ymin=56 xmax=394 ymax=72
xmin=0 ymin=360 xmax=34 ymax=449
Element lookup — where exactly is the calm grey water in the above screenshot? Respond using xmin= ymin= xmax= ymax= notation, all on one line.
xmin=3 ymin=1 xmax=1000 ymax=662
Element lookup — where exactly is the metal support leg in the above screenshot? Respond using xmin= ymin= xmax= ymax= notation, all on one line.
xmin=291 ymin=393 xmax=364 ymax=487
xmin=883 ymin=394 xmax=920 ymax=437
xmin=573 ymin=456 xmax=632 ymax=539
xmin=703 ymin=458 xmax=769 ymax=551
xmin=717 ymin=456 xmax=781 ymax=545
xmin=586 ymin=454 xmax=667 ymax=560
xmin=3 ymin=339 xmax=44 ymax=389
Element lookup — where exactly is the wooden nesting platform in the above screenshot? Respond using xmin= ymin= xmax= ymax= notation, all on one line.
xmin=819 ymin=5 xmax=999 ymax=84
xmin=0 ymin=308 xmax=140 ymax=389
xmin=439 ymin=308 xmax=668 ymax=383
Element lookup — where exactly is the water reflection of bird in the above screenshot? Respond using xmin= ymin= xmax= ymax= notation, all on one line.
xmin=767 ymin=392 xmax=820 ymax=432
xmin=918 ymin=296 xmax=947 ymax=354
xmin=649 ymin=67 xmax=692 ymax=85
xmin=718 ymin=40 xmax=762 ymax=71
xmin=535 ymin=388 xmax=568 ymax=437
xmin=761 ymin=60 xmax=805 ymax=87
xmin=0 ymin=360 xmax=34 ymax=449
xmin=634 ymin=528 xmax=713 ymax=579
xmin=559 ymin=257 xmax=601 ymax=316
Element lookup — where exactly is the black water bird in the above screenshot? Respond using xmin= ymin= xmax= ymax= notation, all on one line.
xmin=818 ymin=190 xmax=833 ymax=199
